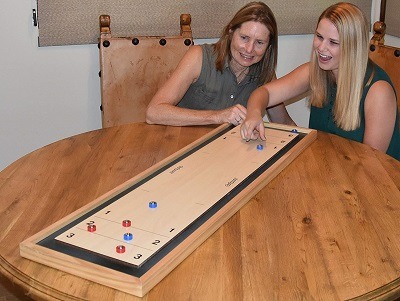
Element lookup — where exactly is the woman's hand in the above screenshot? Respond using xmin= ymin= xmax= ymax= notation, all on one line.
xmin=218 ymin=104 xmax=247 ymax=126
xmin=240 ymin=115 xmax=266 ymax=141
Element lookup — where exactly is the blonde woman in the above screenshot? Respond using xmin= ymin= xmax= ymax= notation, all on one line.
xmin=241 ymin=2 xmax=399 ymax=160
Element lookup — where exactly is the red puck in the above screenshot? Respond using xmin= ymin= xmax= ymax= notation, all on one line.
xmin=87 ymin=224 xmax=96 ymax=232
xmin=122 ymin=219 xmax=131 ymax=227
xmin=116 ymin=245 xmax=126 ymax=253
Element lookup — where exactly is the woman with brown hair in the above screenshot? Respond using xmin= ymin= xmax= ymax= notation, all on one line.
xmin=146 ymin=2 xmax=294 ymax=126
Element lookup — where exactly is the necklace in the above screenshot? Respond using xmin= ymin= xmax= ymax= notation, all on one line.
xmin=235 ymin=67 xmax=249 ymax=83
xmin=230 ymin=62 xmax=249 ymax=84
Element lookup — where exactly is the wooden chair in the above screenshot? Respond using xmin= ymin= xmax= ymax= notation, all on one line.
xmin=98 ymin=14 xmax=193 ymax=128
xmin=369 ymin=20 xmax=400 ymax=110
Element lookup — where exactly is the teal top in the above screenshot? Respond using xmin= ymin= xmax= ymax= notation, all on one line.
xmin=177 ymin=44 xmax=262 ymax=110
xmin=309 ymin=61 xmax=400 ymax=160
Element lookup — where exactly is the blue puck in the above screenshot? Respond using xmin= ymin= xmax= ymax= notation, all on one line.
xmin=124 ymin=233 xmax=133 ymax=241
xmin=149 ymin=201 xmax=158 ymax=208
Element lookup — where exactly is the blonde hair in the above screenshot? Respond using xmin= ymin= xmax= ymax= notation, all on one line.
xmin=213 ymin=2 xmax=278 ymax=85
xmin=309 ymin=2 xmax=369 ymax=130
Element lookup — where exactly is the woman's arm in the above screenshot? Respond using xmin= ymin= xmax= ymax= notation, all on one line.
xmin=145 ymin=45 xmax=206 ymax=126
xmin=363 ymin=80 xmax=397 ymax=152
xmin=146 ymin=46 xmax=247 ymax=126
xmin=241 ymin=63 xmax=311 ymax=140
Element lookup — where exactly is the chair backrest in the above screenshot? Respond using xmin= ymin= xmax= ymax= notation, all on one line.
xmin=98 ymin=14 xmax=193 ymax=128
xmin=369 ymin=21 xmax=400 ymax=110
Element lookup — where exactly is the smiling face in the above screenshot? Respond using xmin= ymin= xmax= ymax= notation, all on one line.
xmin=313 ymin=18 xmax=340 ymax=80
xmin=229 ymin=21 xmax=270 ymax=70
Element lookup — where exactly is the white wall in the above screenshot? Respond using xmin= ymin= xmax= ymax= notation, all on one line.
xmin=0 ymin=0 xmax=398 ymax=171
xmin=1 ymin=0 xmax=102 ymax=171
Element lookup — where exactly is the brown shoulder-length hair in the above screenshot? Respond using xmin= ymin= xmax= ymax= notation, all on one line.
xmin=213 ymin=1 xmax=278 ymax=85
xmin=309 ymin=2 xmax=369 ymax=130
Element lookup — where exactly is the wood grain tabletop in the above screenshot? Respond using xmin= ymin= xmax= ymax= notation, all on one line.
xmin=1 ymin=122 xmax=400 ymax=301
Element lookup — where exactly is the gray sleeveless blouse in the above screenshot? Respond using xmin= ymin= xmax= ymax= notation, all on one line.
xmin=177 ymin=44 xmax=261 ymax=110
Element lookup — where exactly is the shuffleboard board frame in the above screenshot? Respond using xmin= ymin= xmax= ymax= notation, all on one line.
xmin=20 ymin=123 xmax=317 ymax=297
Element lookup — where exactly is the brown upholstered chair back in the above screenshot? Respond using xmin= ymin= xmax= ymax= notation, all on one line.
xmin=98 ymin=14 xmax=193 ymax=128
xmin=369 ymin=21 xmax=400 ymax=110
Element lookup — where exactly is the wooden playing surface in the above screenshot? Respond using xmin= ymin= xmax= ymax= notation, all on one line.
xmin=54 ymin=127 xmax=298 ymax=267
xmin=19 ymin=123 xmax=316 ymax=297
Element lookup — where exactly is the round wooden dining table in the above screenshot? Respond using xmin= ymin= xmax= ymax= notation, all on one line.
xmin=0 ymin=122 xmax=400 ymax=301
